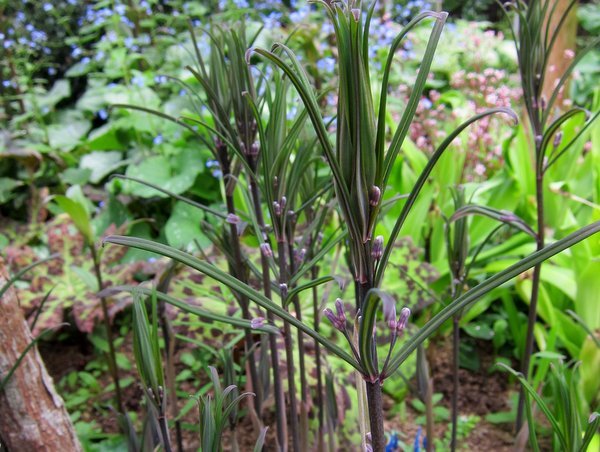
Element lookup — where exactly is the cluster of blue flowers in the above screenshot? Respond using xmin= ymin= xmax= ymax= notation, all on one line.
xmin=393 ymin=0 xmax=433 ymax=22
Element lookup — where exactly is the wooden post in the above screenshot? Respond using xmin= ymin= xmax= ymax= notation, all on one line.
xmin=542 ymin=0 xmax=578 ymax=106
xmin=0 ymin=257 xmax=82 ymax=451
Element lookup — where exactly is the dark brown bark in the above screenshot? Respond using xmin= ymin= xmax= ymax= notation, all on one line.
xmin=0 ymin=257 xmax=82 ymax=451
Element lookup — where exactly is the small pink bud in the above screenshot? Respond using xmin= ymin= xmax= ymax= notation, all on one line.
xmin=369 ymin=186 xmax=381 ymax=207
xmin=553 ymin=132 xmax=563 ymax=148
xmin=397 ymin=307 xmax=410 ymax=331
xmin=250 ymin=317 xmax=265 ymax=329
xmin=226 ymin=213 xmax=240 ymax=224
xmin=382 ymin=296 xmax=396 ymax=327
xmin=260 ymin=243 xmax=273 ymax=258
xmin=334 ymin=298 xmax=346 ymax=324
xmin=279 ymin=283 xmax=288 ymax=298
xmin=371 ymin=236 xmax=384 ymax=260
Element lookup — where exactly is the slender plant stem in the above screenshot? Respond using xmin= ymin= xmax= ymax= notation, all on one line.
xmin=221 ymin=150 xmax=262 ymax=417
xmin=288 ymin=239 xmax=309 ymax=451
xmin=249 ymin=172 xmax=287 ymax=450
xmin=517 ymin=170 xmax=545 ymax=431
xmin=158 ymin=296 xmax=183 ymax=452
xmin=311 ymin=263 xmax=325 ymax=451
xmin=450 ymin=316 xmax=460 ymax=452
xmin=278 ymin=240 xmax=301 ymax=452
xmin=158 ymin=410 xmax=173 ymax=452
xmin=90 ymin=245 xmax=123 ymax=413
xmin=365 ymin=381 xmax=385 ymax=452
xmin=357 ymin=278 xmax=385 ymax=451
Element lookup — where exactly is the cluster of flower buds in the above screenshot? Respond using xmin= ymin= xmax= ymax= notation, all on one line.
xmin=273 ymin=196 xmax=287 ymax=216
xmin=390 ymin=307 xmax=411 ymax=336
xmin=323 ymin=298 xmax=346 ymax=331
xmin=382 ymin=296 xmax=411 ymax=336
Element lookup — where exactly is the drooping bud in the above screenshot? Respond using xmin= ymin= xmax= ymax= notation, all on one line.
xmin=397 ymin=307 xmax=411 ymax=332
xmin=226 ymin=213 xmax=240 ymax=224
xmin=369 ymin=185 xmax=381 ymax=207
xmin=260 ymin=243 xmax=273 ymax=258
xmin=250 ymin=317 xmax=265 ymax=329
xmin=382 ymin=295 xmax=396 ymax=328
xmin=334 ymin=298 xmax=346 ymax=324
xmin=372 ymin=235 xmax=384 ymax=260
xmin=351 ymin=8 xmax=360 ymax=21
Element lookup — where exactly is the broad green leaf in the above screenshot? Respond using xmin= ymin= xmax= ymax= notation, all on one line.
xmin=575 ymin=262 xmax=600 ymax=329
xmin=165 ymin=201 xmax=211 ymax=252
xmin=39 ymin=79 xmax=71 ymax=111
xmin=124 ymin=147 xmax=203 ymax=198
xmin=53 ymin=195 xmax=94 ymax=244
xmin=86 ymin=124 xmax=125 ymax=151
xmin=47 ymin=116 xmax=92 ymax=152
xmin=80 ymin=151 xmax=123 ymax=184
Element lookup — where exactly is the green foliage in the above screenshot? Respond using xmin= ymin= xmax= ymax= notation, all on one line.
xmin=500 ymin=360 xmax=600 ymax=452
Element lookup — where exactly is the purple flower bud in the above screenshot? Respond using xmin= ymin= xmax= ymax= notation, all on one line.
xmin=535 ymin=135 xmax=543 ymax=147
xmin=226 ymin=213 xmax=240 ymax=224
xmin=323 ymin=308 xmax=337 ymax=325
xmin=334 ymin=298 xmax=346 ymax=324
xmin=273 ymin=201 xmax=282 ymax=216
xmin=324 ymin=304 xmax=346 ymax=331
xmin=382 ymin=296 xmax=396 ymax=327
xmin=250 ymin=317 xmax=265 ymax=329
xmin=294 ymin=247 xmax=306 ymax=265
xmin=248 ymin=142 xmax=259 ymax=156
xmin=372 ymin=235 xmax=384 ymax=260
xmin=280 ymin=196 xmax=287 ymax=210
xmin=397 ymin=307 xmax=411 ymax=332
xmin=369 ymin=186 xmax=381 ymax=207
xmin=351 ymin=8 xmax=360 ymax=21
xmin=279 ymin=283 xmax=288 ymax=298
xmin=553 ymin=132 xmax=563 ymax=148
xmin=260 ymin=243 xmax=273 ymax=258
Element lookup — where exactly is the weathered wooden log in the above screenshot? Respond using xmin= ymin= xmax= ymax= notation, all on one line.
xmin=0 ymin=256 xmax=82 ymax=451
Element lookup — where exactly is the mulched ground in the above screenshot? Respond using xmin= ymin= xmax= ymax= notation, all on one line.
xmin=39 ymin=329 xmax=524 ymax=451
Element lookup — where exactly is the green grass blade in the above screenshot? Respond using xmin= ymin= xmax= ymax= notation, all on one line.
xmin=0 ymin=254 xmax=59 ymax=299
xmin=385 ymin=221 xmax=600 ymax=378
xmin=103 ymin=236 xmax=362 ymax=371
xmin=498 ymin=362 xmax=567 ymax=450
xmin=375 ymin=108 xmax=517 ymax=286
